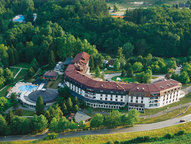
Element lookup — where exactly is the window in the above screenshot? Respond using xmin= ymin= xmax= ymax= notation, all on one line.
xmin=131 ymin=100 xmax=133 ymax=103
xmin=105 ymin=98 xmax=107 ymax=101
xmin=141 ymin=101 xmax=143 ymax=103
xmin=121 ymin=96 xmax=123 ymax=98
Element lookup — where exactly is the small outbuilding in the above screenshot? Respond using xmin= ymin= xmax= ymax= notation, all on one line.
xmin=74 ymin=111 xmax=91 ymax=123
xmin=43 ymin=70 xmax=58 ymax=80
xmin=107 ymin=59 xmax=115 ymax=68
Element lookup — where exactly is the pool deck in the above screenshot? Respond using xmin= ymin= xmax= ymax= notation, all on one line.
xmin=6 ymin=82 xmax=40 ymax=98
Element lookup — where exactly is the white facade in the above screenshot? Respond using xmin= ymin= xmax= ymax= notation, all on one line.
xmin=64 ymin=79 xmax=182 ymax=112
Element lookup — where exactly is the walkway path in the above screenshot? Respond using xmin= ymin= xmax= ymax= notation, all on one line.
xmin=14 ymin=68 xmax=22 ymax=79
xmin=0 ymin=85 xmax=7 ymax=92
xmin=1 ymin=114 xmax=191 ymax=142
xmin=10 ymin=66 xmax=28 ymax=70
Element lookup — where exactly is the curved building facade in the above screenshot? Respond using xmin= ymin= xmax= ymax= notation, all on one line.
xmin=64 ymin=52 xmax=182 ymax=112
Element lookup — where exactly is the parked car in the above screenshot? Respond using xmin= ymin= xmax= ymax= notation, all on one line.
xmin=180 ymin=119 xmax=186 ymax=122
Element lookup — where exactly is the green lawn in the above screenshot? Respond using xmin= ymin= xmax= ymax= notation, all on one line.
xmin=112 ymin=76 xmax=136 ymax=83
xmin=143 ymin=92 xmax=191 ymax=116
xmin=46 ymin=75 xmax=62 ymax=89
xmin=14 ymin=69 xmax=28 ymax=82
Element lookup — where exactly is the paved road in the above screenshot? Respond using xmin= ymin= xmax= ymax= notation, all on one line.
xmin=1 ymin=114 xmax=191 ymax=142
xmin=151 ymin=75 xmax=165 ymax=83
xmin=104 ymin=73 xmax=121 ymax=81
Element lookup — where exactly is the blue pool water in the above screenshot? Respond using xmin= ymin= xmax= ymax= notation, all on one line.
xmin=13 ymin=15 xmax=25 ymax=23
xmin=18 ymin=85 xmax=37 ymax=92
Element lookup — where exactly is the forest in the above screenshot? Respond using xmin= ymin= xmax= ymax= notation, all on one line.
xmin=1 ymin=0 xmax=191 ymax=69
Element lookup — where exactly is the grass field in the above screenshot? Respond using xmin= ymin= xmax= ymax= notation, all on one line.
xmin=140 ymin=106 xmax=187 ymax=124
xmin=14 ymin=69 xmax=27 ymax=82
xmin=3 ymin=121 xmax=191 ymax=144
xmin=112 ymin=76 xmax=136 ymax=83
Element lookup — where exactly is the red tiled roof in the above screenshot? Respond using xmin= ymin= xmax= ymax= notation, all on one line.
xmin=73 ymin=52 xmax=90 ymax=65
xmin=44 ymin=70 xmax=58 ymax=77
xmin=65 ymin=53 xmax=182 ymax=96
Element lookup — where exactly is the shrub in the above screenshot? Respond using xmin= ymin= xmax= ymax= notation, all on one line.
xmin=43 ymin=132 xmax=58 ymax=140
xmin=106 ymin=141 xmax=113 ymax=144
xmin=114 ymin=140 xmax=120 ymax=144
xmin=175 ymin=130 xmax=185 ymax=136
xmin=164 ymin=133 xmax=173 ymax=139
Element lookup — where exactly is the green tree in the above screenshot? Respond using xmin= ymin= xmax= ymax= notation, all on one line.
xmin=10 ymin=93 xmax=19 ymax=110
xmin=73 ymin=104 xmax=79 ymax=113
xmin=127 ymin=109 xmax=140 ymax=126
xmin=113 ymin=59 xmax=120 ymax=70
xmin=127 ymin=68 xmax=134 ymax=77
xmin=121 ymin=69 xmax=126 ymax=77
xmin=167 ymin=60 xmax=177 ymax=70
xmin=31 ymin=115 xmax=48 ymax=132
xmin=90 ymin=113 xmax=104 ymax=128
xmin=117 ymin=47 xmax=124 ymax=59
xmin=132 ymin=62 xmax=143 ymax=72
xmin=95 ymin=66 xmax=101 ymax=78
xmin=58 ymin=87 xmax=71 ymax=99
xmin=6 ymin=110 xmax=14 ymax=124
xmin=73 ymin=96 xmax=78 ymax=106
xmin=10 ymin=116 xmax=30 ymax=134
xmin=179 ymin=71 xmax=190 ymax=84
xmin=49 ymin=117 xmax=58 ymax=131
xmin=3 ymin=68 xmax=13 ymax=84
xmin=62 ymin=103 xmax=68 ymax=116
xmin=123 ymin=42 xmax=134 ymax=58
xmin=48 ymin=50 xmax=56 ymax=69
xmin=120 ymin=114 xmax=128 ymax=126
xmin=0 ymin=115 xmax=7 ymax=135
xmin=104 ymin=110 xmax=122 ymax=128
xmin=89 ymin=56 xmax=95 ymax=71
xmin=31 ymin=58 xmax=39 ymax=72
xmin=0 ymin=97 xmax=8 ymax=112
xmin=36 ymin=96 xmax=45 ymax=115
xmin=67 ymin=98 xmax=73 ymax=112
xmin=0 ymin=44 xmax=9 ymax=66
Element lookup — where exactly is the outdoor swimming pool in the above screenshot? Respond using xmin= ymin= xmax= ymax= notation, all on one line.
xmin=18 ymin=85 xmax=38 ymax=92
xmin=13 ymin=15 xmax=25 ymax=23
